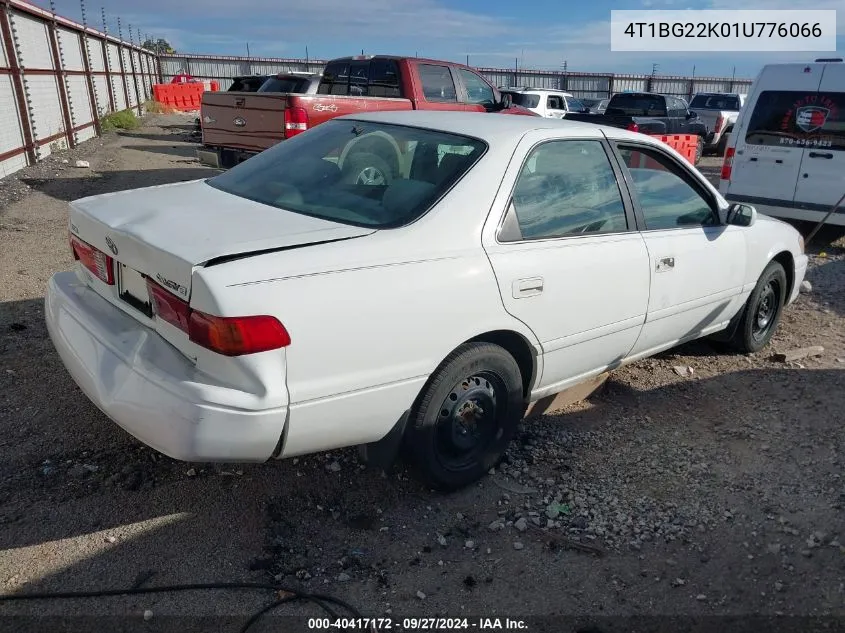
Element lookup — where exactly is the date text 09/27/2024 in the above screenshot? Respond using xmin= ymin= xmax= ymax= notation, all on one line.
xmin=307 ymin=617 xmax=529 ymax=630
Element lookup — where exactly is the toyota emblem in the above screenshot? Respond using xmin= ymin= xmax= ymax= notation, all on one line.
xmin=105 ymin=236 xmax=118 ymax=255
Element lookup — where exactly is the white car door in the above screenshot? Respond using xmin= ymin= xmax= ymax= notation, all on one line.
xmin=546 ymin=95 xmax=567 ymax=119
xmin=610 ymin=140 xmax=747 ymax=358
xmin=791 ymin=62 xmax=845 ymax=218
xmin=482 ymin=130 xmax=651 ymax=396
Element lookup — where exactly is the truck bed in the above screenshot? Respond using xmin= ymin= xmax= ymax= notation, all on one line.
xmin=201 ymin=92 xmax=414 ymax=154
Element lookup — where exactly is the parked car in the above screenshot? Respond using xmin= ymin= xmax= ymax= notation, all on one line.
xmin=720 ymin=58 xmax=845 ymax=227
xmin=46 ymin=110 xmax=807 ymax=490
xmin=198 ymin=55 xmax=533 ymax=169
xmin=499 ymin=87 xmax=589 ymax=118
xmin=566 ymin=92 xmax=709 ymax=162
xmin=689 ymin=92 xmax=746 ymax=155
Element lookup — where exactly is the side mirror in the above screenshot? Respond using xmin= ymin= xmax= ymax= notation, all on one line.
xmin=726 ymin=203 xmax=756 ymax=227
xmin=686 ymin=111 xmax=697 ymax=119
xmin=499 ymin=92 xmax=513 ymax=109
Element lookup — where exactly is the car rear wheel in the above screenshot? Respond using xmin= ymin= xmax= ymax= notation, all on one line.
xmin=404 ymin=342 xmax=524 ymax=491
xmin=731 ymin=261 xmax=787 ymax=353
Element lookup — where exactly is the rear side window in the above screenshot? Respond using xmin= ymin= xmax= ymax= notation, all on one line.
xmin=745 ymin=90 xmax=845 ymax=151
xmin=318 ymin=62 xmax=350 ymax=95
xmin=418 ymin=64 xmax=457 ymax=102
xmin=369 ymin=59 xmax=401 ymax=98
xmin=511 ymin=92 xmax=539 ymax=108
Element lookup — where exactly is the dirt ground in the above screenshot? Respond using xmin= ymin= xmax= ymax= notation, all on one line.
xmin=1 ymin=114 xmax=844 ymax=632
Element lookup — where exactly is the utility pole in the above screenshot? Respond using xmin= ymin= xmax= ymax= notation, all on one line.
xmin=648 ymin=63 xmax=659 ymax=92
xmin=561 ymin=60 xmax=568 ymax=90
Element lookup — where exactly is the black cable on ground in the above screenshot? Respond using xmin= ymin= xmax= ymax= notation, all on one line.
xmin=0 ymin=581 xmax=373 ymax=633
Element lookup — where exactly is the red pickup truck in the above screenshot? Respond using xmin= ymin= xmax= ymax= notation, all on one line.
xmin=198 ymin=55 xmax=533 ymax=169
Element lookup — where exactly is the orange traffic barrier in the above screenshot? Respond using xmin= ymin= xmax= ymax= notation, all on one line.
xmin=152 ymin=81 xmax=219 ymax=111
xmin=649 ymin=133 xmax=698 ymax=165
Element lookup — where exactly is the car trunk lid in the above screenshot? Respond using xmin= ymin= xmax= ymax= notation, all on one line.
xmin=68 ymin=178 xmax=375 ymax=312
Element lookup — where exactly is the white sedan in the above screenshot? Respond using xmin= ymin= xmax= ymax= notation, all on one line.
xmin=45 ymin=110 xmax=808 ymax=490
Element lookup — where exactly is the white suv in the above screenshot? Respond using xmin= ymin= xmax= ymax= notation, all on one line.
xmin=500 ymin=87 xmax=588 ymax=118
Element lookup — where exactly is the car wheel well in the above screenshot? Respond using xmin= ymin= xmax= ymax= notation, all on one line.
xmin=772 ymin=250 xmax=795 ymax=299
xmin=467 ymin=330 xmax=536 ymax=398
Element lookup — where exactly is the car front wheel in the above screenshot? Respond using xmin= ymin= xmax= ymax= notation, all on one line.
xmin=404 ymin=342 xmax=525 ymax=491
xmin=731 ymin=260 xmax=787 ymax=353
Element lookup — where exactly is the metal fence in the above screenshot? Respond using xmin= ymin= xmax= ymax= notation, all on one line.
xmin=159 ymin=54 xmax=754 ymax=101
xmin=0 ymin=0 xmax=156 ymax=178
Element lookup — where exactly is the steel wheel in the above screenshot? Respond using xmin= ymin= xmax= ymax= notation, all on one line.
xmin=433 ymin=372 xmax=506 ymax=472
xmin=751 ymin=279 xmax=780 ymax=342
xmin=403 ymin=342 xmax=524 ymax=491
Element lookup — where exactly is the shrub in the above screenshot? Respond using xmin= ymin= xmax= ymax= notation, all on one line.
xmin=101 ymin=109 xmax=140 ymax=132
xmin=143 ymin=99 xmax=174 ymax=114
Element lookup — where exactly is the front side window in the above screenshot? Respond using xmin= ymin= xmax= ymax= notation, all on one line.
xmin=457 ymin=68 xmax=495 ymax=106
xmin=744 ymin=90 xmax=845 ymax=151
xmin=207 ymin=120 xmax=486 ymax=229
xmin=418 ymin=64 xmax=457 ymax=102
xmin=609 ymin=94 xmax=667 ymax=116
xmin=508 ymin=140 xmax=628 ymax=240
xmin=547 ymin=95 xmax=564 ymax=110
xmin=617 ymin=145 xmax=718 ymax=230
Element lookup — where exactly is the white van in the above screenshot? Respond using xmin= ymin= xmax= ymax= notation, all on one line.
xmin=719 ymin=58 xmax=845 ymax=226
xmin=500 ymin=88 xmax=588 ymax=118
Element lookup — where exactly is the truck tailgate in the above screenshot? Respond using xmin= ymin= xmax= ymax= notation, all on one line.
xmin=201 ymin=92 xmax=291 ymax=152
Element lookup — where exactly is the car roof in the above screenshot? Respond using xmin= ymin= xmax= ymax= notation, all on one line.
xmin=336 ymin=110 xmax=647 ymax=143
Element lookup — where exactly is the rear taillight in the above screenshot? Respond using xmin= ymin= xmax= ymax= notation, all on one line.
xmin=145 ymin=278 xmax=291 ymax=356
xmin=284 ymin=107 xmax=308 ymax=138
xmin=70 ymin=234 xmax=114 ymax=285
xmin=720 ymin=146 xmax=735 ymax=181
xmin=714 ymin=116 xmax=723 ymax=134
xmin=626 ymin=122 xmax=639 ymax=133
xmin=189 ymin=312 xmax=291 ymax=356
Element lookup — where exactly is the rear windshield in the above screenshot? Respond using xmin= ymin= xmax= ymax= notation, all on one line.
xmin=207 ymin=120 xmax=487 ymax=228
xmin=258 ymin=76 xmax=311 ymax=93
xmin=689 ymin=94 xmax=741 ymax=110
xmin=607 ymin=94 xmax=667 ymax=116
xmin=510 ymin=92 xmax=540 ymax=108
xmin=228 ymin=77 xmax=268 ymax=92
xmin=745 ymin=90 xmax=845 ymax=151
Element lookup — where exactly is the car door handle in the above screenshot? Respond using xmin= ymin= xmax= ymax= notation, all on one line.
xmin=808 ymin=151 xmax=833 ymax=159
xmin=513 ymin=277 xmax=544 ymax=298
xmin=656 ymin=257 xmax=675 ymax=272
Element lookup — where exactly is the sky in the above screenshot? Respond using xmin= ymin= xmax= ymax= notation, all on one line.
xmin=36 ymin=0 xmax=844 ymax=79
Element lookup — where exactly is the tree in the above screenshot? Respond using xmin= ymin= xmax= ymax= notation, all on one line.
xmin=142 ymin=38 xmax=175 ymax=54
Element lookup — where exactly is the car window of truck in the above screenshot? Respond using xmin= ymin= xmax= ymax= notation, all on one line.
xmin=349 ymin=61 xmax=369 ymax=96
xmin=318 ymin=62 xmax=350 ymax=95
xmin=368 ymin=59 xmax=401 ymax=98
xmin=457 ymin=68 xmax=494 ymax=105
xmin=744 ymin=90 xmax=845 ymax=151
xmin=418 ymin=64 xmax=457 ymax=102
xmin=508 ymin=140 xmax=629 ymax=240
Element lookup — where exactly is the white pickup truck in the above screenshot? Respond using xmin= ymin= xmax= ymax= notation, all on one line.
xmin=689 ymin=92 xmax=746 ymax=156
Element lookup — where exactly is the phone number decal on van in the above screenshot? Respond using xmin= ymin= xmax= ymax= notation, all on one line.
xmin=778 ymin=138 xmax=833 ymax=148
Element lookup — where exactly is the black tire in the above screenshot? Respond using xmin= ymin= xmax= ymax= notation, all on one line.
xmin=404 ymin=342 xmax=524 ymax=491
xmin=730 ymin=261 xmax=788 ymax=354
xmin=341 ymin=152 xmax=393 ymax=186
xmin=694 ymin=136 xmax=704 ymax=165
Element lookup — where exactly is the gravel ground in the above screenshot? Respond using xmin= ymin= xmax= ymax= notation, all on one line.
xmin=1 ymin=114 xmax=844 ymax=631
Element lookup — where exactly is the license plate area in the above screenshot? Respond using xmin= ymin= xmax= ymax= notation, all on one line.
xmin=117 ymin=264 xmax=153 ymax=318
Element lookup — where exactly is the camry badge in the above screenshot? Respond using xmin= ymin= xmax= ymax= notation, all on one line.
xmin=105 ymin=236 xmax=118 ymax=255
